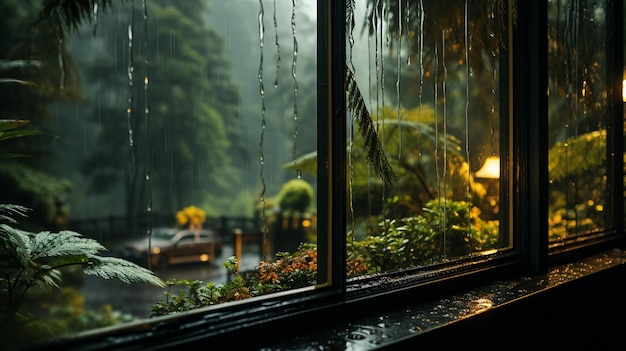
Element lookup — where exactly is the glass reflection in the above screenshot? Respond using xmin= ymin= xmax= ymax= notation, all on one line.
xmin=547 ymin=0 xmax=612 ymax=243
xmin=0 ymin=0 xmax=318 ymax=346
xmin=344 ymin=0 xmax=506 ymax=276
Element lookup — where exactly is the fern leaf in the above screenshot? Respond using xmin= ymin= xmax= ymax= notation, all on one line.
xmin=0 ymin=223 xmax=32 ymax=269
xmin=38 ymin=265 xmax=63 ymax=290
xmin=84 ymin=256 xmax=166 ymax=288
xmin=346 ymin=66 xmax=397 ymax=186
xmin=0 ymin=204 xmax=30 ymax=224
xmin=29 ymin=231 xmax=106 ymax=260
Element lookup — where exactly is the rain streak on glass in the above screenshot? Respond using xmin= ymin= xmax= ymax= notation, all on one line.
xmin=127 ymin=3 xmax=136 ymax=180
xmin=273 ymin=0 xmax=280 ymax=88
xmin=92 ymin=2 xmax=99 ymax=36
xmin=291 ymin=0 xmax=300 ymax=172
xmin=373 ymin=0 xmax=386 ymax=209
xmin=347 ymin=0 xmax=357 ymax=242
xmin=58 ymin=37 xmax=65 ymax=90
xmin=141 ymin=0 xmax=153 ymax=269
xmin=464 ymin=0 xmax=472 ymax=208
xmin=258 ymin=0 xmax=268 ymax=261
xmin=397 ymin=0 xmax=402 ymax=159
xmin=441 ymin=29 xmax=449 ymax=257
xmin=417 ymin=0 xmax=425 ymax=155
xmin=433 ymin=38 xmax=442 ymax=236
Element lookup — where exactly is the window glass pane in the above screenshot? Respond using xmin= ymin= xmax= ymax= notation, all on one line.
xmin=344 ymin=0 xmax=509 ymax=278
xmin=547 ymin=0 xmax=613 ymax=244
xmin=0 ymin=0 xmax=320 ymax=346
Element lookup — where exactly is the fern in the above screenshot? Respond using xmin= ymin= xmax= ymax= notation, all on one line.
xmin=84 ymin=256 xmax=166 ymax=287
xmin=0 ymin=204 xmax=165 ymax=315
xmin=0 ymin=203 xmax=30 ymax=224
xmin=29 ymin=230 xmax=105 ymax=260
xmin=0 ymin=224 xmax=31 ymax=265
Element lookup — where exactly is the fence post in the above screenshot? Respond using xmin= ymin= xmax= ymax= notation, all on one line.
xmin=234 ymin=228 xmax=242 ymax=272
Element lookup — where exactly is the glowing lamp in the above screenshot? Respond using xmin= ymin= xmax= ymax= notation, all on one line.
xmin=475 ymin=156 xmax=500 ymax=179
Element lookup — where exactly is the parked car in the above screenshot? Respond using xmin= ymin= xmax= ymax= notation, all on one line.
xmin=116 ymin=227 xmax=223 ymax=268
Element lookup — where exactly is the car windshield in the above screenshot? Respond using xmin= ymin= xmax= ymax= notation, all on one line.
xmin=151 ymin=228 xmax=178 ymax=240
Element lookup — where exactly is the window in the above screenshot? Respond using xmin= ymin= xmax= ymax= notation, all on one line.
xmin=547 ymin=0 xmax=621 ymax=249
xmin=0 ymin=1 xmax=622 ymax=350
xmin=344 ymin=0 xmax=511 ymax=285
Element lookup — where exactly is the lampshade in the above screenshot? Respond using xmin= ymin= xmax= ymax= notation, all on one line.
xmin=475 ymin=156 xmax=500 ymax=179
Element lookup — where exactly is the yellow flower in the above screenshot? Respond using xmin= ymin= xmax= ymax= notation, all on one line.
xmin=176 ymin=211 xmax=188 ymax=226
xmin=176 ymin=205 xmax=206 ymax=228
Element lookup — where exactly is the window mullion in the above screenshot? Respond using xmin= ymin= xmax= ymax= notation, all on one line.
xmin=316 ymin=0 xmax=347 ymax=291
xmin=514 ymin=0 xmax=549 ymax=274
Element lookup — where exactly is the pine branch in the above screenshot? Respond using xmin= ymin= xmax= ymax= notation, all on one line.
xmin=346 ymin=66 xmax=397 ymax=186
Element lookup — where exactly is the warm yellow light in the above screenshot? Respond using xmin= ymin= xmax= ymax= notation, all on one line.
xmin=200 ymin=254 xmax=210 ymax=262
xmin=475 ymin=156 xmax=500 ymax=179
xmin=152 ymin=247 xmax=161 ymax=255
xmin=302 ymin=219 xmax=311 ymax=228
xmin=623 ymin=79 xmax=626 ymax=102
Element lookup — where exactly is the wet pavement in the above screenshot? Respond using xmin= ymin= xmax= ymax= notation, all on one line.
xmin=80 ymin=244 xmax=262 ymax=318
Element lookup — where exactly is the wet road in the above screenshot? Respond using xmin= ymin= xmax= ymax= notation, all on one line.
xmin=80 ymin=244 xmax=262 ymax=318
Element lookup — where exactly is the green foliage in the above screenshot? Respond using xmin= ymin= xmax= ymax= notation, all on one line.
xmin=151 ymin=245 xmax=318 ymax=316
xmin=76 ymin=1 xmax=241 ymax=216
xmin=548 ymin=130 xmax=606 ymax=182
xmin=346 ymin=66 xmax=396 ymax=186
xmin=0 ymin=161 xmax=72 ymax=230
xmin=0 ymin=120 xmax=41 ymax=159
xmin=150 ymin=279 xmax=223 ymax=316
xmin=151 ymin=202 xmax=498 ymax=315
xmin=350 ymin=199 xmax=499 ymax=273
xmin=39 ymin=0 xmax=116 ymax=36
xmin=0 ymin=203 xmax=165 ymax=346
xmin=547 ymin=130 xmax=609 ymax=239
xmin=49 ymin=299 xmax=136 ymax=334
xmin=0 ymin=204 xmax=165 ymax=309
xmin=276 ymin=179 xmax=314 ymax=213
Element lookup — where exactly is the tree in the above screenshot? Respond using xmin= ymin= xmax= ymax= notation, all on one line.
xmin=0 ymin=0 xmax=82 ymax=230
xmin=77 ymin=1 xmax=241 ymax=218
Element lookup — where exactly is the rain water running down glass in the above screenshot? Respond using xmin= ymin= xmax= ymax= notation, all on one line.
xmin=0 ymin=0 xmax=319 ymax=344
xmin=345 ymin=0 xmax=507 ymax=278
xmin=547 ymin=0 xmax=613 ymax=245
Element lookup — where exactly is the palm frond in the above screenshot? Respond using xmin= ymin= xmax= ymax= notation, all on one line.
xmin=39 ymin=0 xmax=117 ymax=35
xmin=346 ymin=66 xmax=397 ymax=186
xmin=29 ymin=230 xmax=106 ymax=260
xmin=0 ymin=79 xmax=38 ymax=87
xmin=84 ymin=256 xmax=166 ymax=287
xmin=0 ymin=120 xmax=42 ymax=159
xmin=346 ymin=0 xmax=356 ymax=33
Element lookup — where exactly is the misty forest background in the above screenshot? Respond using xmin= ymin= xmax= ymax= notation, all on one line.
xmin=0 ymin=0 xmax=319 ymax=232
xmin=0 ymin=0 xmax=613 ymax=240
